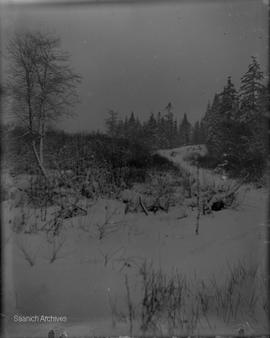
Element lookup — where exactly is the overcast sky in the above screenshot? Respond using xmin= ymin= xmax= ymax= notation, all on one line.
xmin=1 ymin=0 xmax=268 ymax=132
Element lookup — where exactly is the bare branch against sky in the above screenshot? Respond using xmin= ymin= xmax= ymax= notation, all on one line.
xmin=1 ymin=0 xmax=268 ymax=132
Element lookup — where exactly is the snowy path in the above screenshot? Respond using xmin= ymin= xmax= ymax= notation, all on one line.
xmin=158 ymin=144 xmax=235 ymax=187
xmin=159 ymin=144 xmax=268 ymax=273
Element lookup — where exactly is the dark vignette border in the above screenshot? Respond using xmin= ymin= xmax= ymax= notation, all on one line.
xmin=0 ymin=0 xmax=269 ymax=337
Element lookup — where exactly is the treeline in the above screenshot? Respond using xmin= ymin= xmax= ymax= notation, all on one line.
xmin=3 ymin=56 xmax=268 ymax=183
xmin=104 ymin=56 xmax=268 ymax=181
xmin=200 ymin=57 xmax=268 ymax=181
xmin=105 ymin=104 xmax=205 ymax=150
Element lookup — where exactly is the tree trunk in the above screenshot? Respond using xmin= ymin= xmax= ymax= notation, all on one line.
xmin=195 ymin=165 xmax=200 ymax=235
xmin=39 ymin=132 xmax=44 ymax=167
xmin=39 ymin=119 xmax=45 ymax=167
xmin=32 ymin=140 xmax=48 ymax=180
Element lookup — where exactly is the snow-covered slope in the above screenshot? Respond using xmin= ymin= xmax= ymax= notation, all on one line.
xmin=2 ymin=145 xmax=268 ymax=337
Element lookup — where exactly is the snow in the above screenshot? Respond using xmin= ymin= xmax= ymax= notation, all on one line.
xmin=2 ymin=145 xmax=268 ymax=337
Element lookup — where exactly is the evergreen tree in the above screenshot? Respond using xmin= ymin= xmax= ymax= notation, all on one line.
xmin=204 ymin=93 xmax=224 ymax=161
xmin=239 ymin=56 xmax=265 ymax=122
xmin=144 ymin=112 xmax=158 ymax=149
xmin=179 ymin=113 xmax=192 ymax=146
xmin=160 ymin=115 xmax=169 ymax=148
xmin=123 ymin=112 xmax=143 ymax=142
xmin=105 ymin=110 xmax=119 ymax=137
xmin=237 ymin=57 xmax=267 ymax=178
xmin=202 ymin=57 xmax=267 ymax=180
xmin=126 ymin=112 xmax=136 ymax=139
xmin=192 ymin=121 xmax=201 ymax=144
xmin=199 ymin=119 xmax=206 ymax=144
xmin=117 ymin=118 xmax=125 ymax=138
xmin=221 ymin=76 xmax=238 ymax=120
xmin=164 ymin=102 xmax=175 ymax=147
xmin=172 ymin=119 xmax=178 ymax=147
xmin=219 ymin=76 xmax=239 ymax=161
xmin=123 ymin=116 xmax=129 ymax=138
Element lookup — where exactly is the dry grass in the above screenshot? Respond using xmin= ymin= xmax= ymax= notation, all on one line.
xmin=46 ymin=235 xmax=70 ymax=264
xmin=137 ymin=257 xmax=263 ymax=334
xmin=16 ymin=235 xmax=41 ymax=267
xmin=78 ymin=203 xmax=124 ymax=240
xmin=125 ymin=273 xmax=135 ymax=337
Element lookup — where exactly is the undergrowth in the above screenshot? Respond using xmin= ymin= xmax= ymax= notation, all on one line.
xmin=137 ymin=258 xmax=265 ymax=335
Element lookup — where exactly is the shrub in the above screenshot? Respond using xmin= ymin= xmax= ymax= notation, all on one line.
xmin=138 ymin=258 xmax=262 ymax=334
xmin=149 ymin=153 xmax=179 ymax=172
xmin=192 ymin=154 xmax=220 ymax=169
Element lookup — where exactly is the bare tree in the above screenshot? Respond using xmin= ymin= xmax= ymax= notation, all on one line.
xmin=6 ymin=31 xmax=81 ymax=178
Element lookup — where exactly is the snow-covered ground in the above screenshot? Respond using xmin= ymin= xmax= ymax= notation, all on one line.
xmin=2 ymin=145 xmax=269 ymax=337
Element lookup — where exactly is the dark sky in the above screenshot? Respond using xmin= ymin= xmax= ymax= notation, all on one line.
xmin=2 ymin=0 xmax=268 ymax=132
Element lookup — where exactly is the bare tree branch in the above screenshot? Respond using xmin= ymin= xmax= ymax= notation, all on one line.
xmin=5 ymin=30 xmax=81 ymax=177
